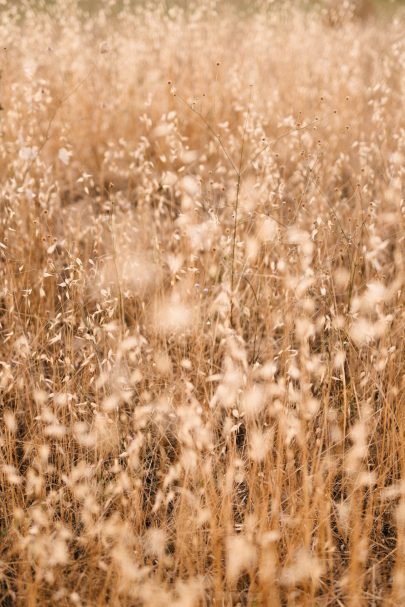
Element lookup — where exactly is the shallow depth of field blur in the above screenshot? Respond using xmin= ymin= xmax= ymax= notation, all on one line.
xmin=1 ymin=0 xmax=405 ymax=605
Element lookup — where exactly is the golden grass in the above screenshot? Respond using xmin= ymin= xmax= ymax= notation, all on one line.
xmin=1 ymin=1 xmax=405 ymax=605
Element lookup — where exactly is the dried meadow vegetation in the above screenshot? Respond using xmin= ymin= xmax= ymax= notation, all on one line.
xmin=0 ymin=1 xmax=405 ymax=605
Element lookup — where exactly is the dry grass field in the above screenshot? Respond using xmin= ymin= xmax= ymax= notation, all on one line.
xmin=0 ymin=1 xmax=405 ymax=605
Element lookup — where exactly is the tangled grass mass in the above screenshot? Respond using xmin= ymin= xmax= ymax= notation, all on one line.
xmin=0 ymin=0 xmax=405 ymax=605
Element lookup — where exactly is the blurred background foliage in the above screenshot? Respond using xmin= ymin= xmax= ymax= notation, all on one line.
xmin=1 ymin=0 xmax=405 ymax=17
